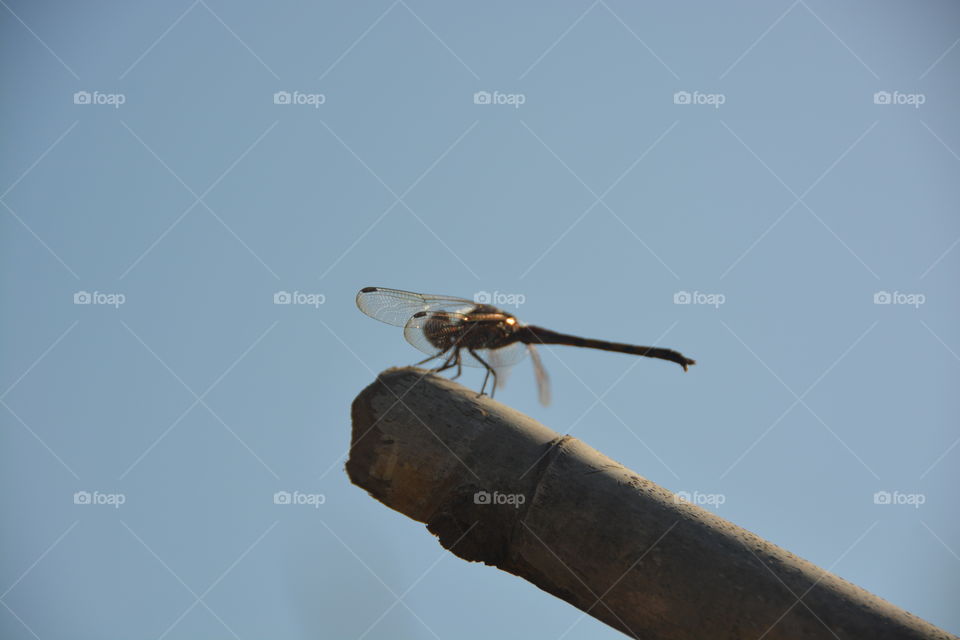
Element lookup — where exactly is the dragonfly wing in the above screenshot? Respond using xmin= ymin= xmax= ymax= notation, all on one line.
xmin=493 ymin=364 xmax=513 ymax=389
xmin=484 ymin=342 xmax=528 ymax=390
xmin=483 ymin=341 xmax=527 ymax=369
xmin=527 ymin=344 xmax=551 ymax=406
xmin=356 ymin=287 xmax=475 ymax=327
xmin=402 ymin=310 xmax=469 ymax=357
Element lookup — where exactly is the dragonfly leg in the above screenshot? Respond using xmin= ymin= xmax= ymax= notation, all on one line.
xmin=433 ymin=353 xmax=456 ymax=378
xmin=418 ymin=349 xmax=454 ymax=372
xmin=415 ymin=352 xmax=442 ymax=367
xmin=451 ymin=349 xmax=463 ymax=380
xmin=468 ymin=348 xmax=496 ymax=399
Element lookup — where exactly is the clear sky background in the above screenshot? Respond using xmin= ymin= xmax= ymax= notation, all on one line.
xmin=2 ymin=2 xmax=959 ymax=638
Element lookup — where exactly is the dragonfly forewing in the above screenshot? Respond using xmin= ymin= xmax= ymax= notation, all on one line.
xmin=356 ymin=287 xmax=475 ymax=327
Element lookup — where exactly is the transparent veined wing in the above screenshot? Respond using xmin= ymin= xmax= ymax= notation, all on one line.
xmin=489 ymin=344 xmax=549 ymax=406
xmin=468 ymin=340 xmax=528 ymax=370
xmin=402 ymin=310 xmax=469 ymax=357
xmin=356 ymin=287 xmax=476 ymax=327
xmin=526 ymin=344 xmax=551 ymax=406
xmin=485 ymin=340 xmax=528 ymax=372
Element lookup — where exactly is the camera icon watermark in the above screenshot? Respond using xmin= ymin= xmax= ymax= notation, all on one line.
xmin=273 ymin=490 xmax=325 ymax=508
xmin=273 ymin=290 xmax=325 ymax=308
xmin=74 ymin=290 xmax=126 ymax=308
xmin=473 ymin=290 xmax=526 ymax=308
xmin=873 ymin=90 xmax=925 ymax=108
xmin=73 ymin=90 xmax=126 ymax=108
xmin=673 ymin=90 xmax=725 ymax=109
xmin=873 ymin=291 xmax=925 ymax=308
xmin=673 ymin=290 xmax=725 ymax=308
xmin=474 ymin=490 xmax=525 ymax=509
xmin=873 ymin=490 xmax=925 ymax=509
xmin=273 ymin=90 xmax=325 ymax=108
xmin=73 ymin=490 xmax=126 ymax=508
xmin=473 ymin=90 xmax=526 ymax=109
xmin=673 ymin=490 xmax=726 ymax=509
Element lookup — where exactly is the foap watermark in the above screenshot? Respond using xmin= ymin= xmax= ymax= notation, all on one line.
xmin=273 ymin=490 xmax=325 ymax=508
xmin=873 ymin=291 xmax=925 ymax=308
xmin=73 ymin=91 xmax=125 ymax=108
xmin=473 ymin=90 xmax=526 ymax=109
xmin=873 ymin=91 xmax=925 ymax=109
xmin=873 ymin=490 xmax=925 ymax=509
xmin=74 ymin=490 xmax=126 ymax=508
xmin=474 ymin=290 xmax=525 ymax=308
xmin=673 ymin=490 xmax=726 ymax=509
xmin=674 ymin=290 xmax=725 ymax=308
xmin=673 ymin=90 xmax=725 ymax=109
xmin=274 ymin=91 xmax=326 ymax=108
xmin=274 ymin=291 xmax=325 ymax=308
xmin=74 ymin=291 xmax=126 ymax=308
xmin=474 ymin=490 xmax=525 ymax=509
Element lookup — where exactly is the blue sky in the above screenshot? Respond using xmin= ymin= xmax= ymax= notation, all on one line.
xmin=2 ymin=2 xmax=959 ymax=638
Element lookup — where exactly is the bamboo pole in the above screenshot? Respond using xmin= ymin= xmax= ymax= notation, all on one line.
xmin=346 ymin=367 xmax=955 ymax=640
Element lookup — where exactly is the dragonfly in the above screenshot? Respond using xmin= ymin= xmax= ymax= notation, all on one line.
xmin=356 ymin=286 xmax=696 ymax=406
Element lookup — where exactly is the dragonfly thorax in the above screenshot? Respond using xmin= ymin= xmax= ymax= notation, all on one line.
xmin=421 ymin=304 xmax=522 ymax=352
